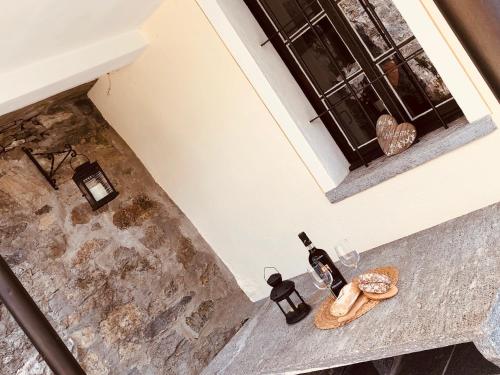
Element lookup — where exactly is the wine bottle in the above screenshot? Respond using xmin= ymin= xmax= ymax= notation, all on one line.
xmin=298 ymin=232 xmax=347 ymax=296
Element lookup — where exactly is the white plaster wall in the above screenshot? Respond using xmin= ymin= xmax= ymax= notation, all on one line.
xmin=0 ymin=0 xmax=162 ymax=73
xmin=0 ymin=0 xmax=163 ymax=116
xmin=0 ymin=31 xmax=146 ymax=116
xmin=90 ymin=0 xmax=500 ymax=301
xmin=206 ymin=0 xmax=350 ymax=192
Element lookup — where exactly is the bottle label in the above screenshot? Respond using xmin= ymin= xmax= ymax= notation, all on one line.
xmin=314 ymin=263 xmax=343 ymax=288
xmin=331 ymin=279 xmax=344 ymax=289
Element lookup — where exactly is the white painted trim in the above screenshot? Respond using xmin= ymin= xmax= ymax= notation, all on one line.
xmin=195 ymin=0 xmax=350 ymax=193
xmin=419 ymin=0 xmax=499 ymax=122
xmin=0 ymin=30 xmax=147 ymax=116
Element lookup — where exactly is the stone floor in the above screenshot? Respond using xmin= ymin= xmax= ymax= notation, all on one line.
xmin=305 ymin=343 xmax=500 ymax=375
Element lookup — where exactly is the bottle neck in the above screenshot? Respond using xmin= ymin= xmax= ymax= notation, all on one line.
xmin=306 ymin=243 xmax=315 ymax=252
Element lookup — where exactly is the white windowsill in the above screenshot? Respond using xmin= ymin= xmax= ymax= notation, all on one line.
xmin=326 ymin=116 xmax=497 ymax=203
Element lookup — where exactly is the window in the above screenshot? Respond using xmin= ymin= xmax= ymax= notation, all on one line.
xmin=244 ymin=0 xmax=463 ymax=169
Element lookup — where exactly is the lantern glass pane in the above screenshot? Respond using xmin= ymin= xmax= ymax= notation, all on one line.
xmin=277 ymin=300 xmax=294 ymax=314
xmin=83 ymin=171 xmax=112 ymax=202
xmin=289 ymin=292 xmax=304 ymax=309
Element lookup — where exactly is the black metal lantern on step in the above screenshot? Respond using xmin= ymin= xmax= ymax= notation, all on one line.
xmin=23 ymin=145 xmax=118 ymax=210
xmin=72 ymin=160 xmax=119 ymax=210
xmin=265 ymin=267 xmax=311 ymax=324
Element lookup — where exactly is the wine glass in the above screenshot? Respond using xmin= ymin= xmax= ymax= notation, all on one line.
xmin=334 ymin=239 xmax=360 ymax=269
xmin=307 ymin=262 xmax=335 ymax=297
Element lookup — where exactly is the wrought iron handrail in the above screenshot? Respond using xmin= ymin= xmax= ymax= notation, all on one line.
xmin=0 ymin=255 xmax=86 ymax=375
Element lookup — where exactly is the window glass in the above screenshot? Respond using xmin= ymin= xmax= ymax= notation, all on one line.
xmin=369 ymin=0 xmax=413 ymax=45
xmin=380 ymin=55 xmax=429 ymax=117
xmin=261 ymin=0 xmax=322 ymax=36
xmin=292 ymin=17 xmax=360 ymax=93
xmin=380 ymin=52 xmax=451 ymax=118
xmin=350 ymin=74 xmax=388 ymax=124
xmin=400 ymin=38 xmax=421 ymax=58
xmin=407 ymin=53 xmax=451 ymax=105
xmin=338 ymin=0 xmax=391 ymax=59
xmin=326 ymin=75 xmax=383 ymax=148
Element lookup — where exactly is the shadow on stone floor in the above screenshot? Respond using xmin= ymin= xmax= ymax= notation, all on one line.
xmin=303 ymin=343 xmax=500 ymax=375
xmin=305 ymin=362 xmax=379 ymax=375
xmin=445 ymin=343 xmax=500 ymax=375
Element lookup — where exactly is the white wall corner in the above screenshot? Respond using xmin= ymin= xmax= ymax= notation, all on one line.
xmin=391 ymin=0 xmax=491 ymax=123
xmin=196 ymin=0 xmax=350 ymax=193
xmin=419 ymin=0 xmax=500 ymax=125
xmin=0 ymin=30 xmax=147 ymax=117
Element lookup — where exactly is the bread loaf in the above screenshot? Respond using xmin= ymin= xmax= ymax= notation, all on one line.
xmin=358 ymin=282 xmax=390 ymax=294
xmin=337 ymin=295 xmax=369 ymax=323
xmin=358 ymin=273 xmax=391 ymax=285
xmin=330 ymin=283 xmax=360 ymax=317
xmin=358 ymin=272 xmax=391 ymax=294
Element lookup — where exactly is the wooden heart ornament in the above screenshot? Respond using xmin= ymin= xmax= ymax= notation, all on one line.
xmin=376 ymin=114 xmax=416 ymax=156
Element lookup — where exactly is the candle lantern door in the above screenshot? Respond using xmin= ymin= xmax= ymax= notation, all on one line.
xmin=72 ymin=161 xmax=119 ymax=210
xmin=266 ymin=271 xmax=311 ymax=324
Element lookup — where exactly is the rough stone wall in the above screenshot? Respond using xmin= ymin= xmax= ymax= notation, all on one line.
xmin=0 ymin=84 xmax=254 ymax=375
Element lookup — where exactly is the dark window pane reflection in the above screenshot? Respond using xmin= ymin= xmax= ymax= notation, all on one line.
xmin=380 ymin=55 xmax=429 ymax=117
xmin=407 ymin=53 xmax=451 ymax=104
xmin=350 ymin=74 xmax=388 ymax=123
xmin=292 ymin=17 xmax=360 ymax=93
xmin=261 ymin=0 xmax=322 ymax=36
xmin=326 ymin=76 xmax=383 ymax=147
xmin=380 ymin=53 xmax=451 ymax=117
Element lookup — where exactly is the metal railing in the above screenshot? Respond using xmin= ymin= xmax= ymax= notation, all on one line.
xmin=0 ymin=255 xmax=86 ymax=375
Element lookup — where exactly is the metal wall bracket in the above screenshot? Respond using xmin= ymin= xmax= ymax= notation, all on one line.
xmin=22 ymin=145 xmax=76 ymax=190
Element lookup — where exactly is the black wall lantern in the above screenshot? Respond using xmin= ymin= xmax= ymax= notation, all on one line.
xmin=72 ymin=161 xmax=119 ymax=210
xmin=23 ymin=145 xmax=118 ymax=210
xmin=265 ymin=267 xmax=311 ymax=324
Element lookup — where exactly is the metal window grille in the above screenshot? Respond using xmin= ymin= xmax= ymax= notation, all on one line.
xmin=255 ymin=0 xmax=455 ymax=168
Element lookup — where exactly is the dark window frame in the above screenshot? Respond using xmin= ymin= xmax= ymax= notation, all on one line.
xmin=245 ymin=0 xmax=463 ymax=170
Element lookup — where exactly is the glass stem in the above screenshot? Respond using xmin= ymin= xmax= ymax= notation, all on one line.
xmin=329 ymin=287 xmax=337 ymax=299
